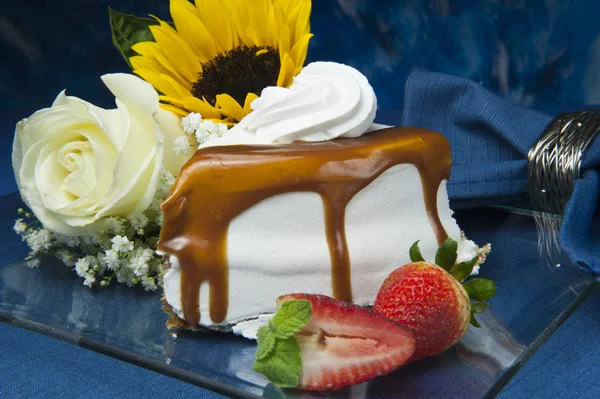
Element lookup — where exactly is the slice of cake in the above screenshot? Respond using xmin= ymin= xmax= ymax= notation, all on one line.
xmin=158 ymin=124 xmax=483 ymax=332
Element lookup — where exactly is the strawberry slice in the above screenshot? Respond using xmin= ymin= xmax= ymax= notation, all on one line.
xmin=277 ymin=293 xmax=415 ymax=391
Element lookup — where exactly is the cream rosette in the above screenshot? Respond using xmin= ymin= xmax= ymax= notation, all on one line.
xmin=12 ymin=73 xmax=189 ymax=236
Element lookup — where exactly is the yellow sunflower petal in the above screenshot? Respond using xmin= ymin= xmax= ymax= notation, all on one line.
xmin=266 ymin=2 xmax=279 ymax=49
xmin=277 ymin=53 xmax=296 ymax=88
xmin=170 ymin=0 xmax=217 ymax=62
xmin=229 ymin=1 xmax=252 ymax=46
xmin=233 ymin=0 xmax=259 ymax=46
xmin=133 ymin=67 xmax=190 ymax=99
xmin=158 ymin=73 xmax=193 ymax=98
xmin=216 ymin=94 xmax=245 ymax=122
xmin=150 ymin=21 xmax=202 ymax=82
xmin=131 ymin=0 xmax=313 ymax=126
xmin=289 ymin=33 xmax=312 ymax=71
xmin=194 ymin=0 xmax=235 ymax=54
xmin=275 ymin=4 xmax=291 ymax=57
xmin=288 ymin=0 xmax=312 ymax=44
xmin=160 ymin=103 xmax=189 ymax=117
xmin=159 ymin=95 xmax=186 ymax=108
xmin=243 ymin=92 xmax=259 ymax=117
xmin=182 ymin=96 xmax=223 ymax=119
xmin=249 ymin=0 xmax=272 ymax=45
xmin=131 ymin=42 xmax=192 ymax=87
xmin=216 ymin=0 xmax=241 ymax=48
xmin=277 ymin=0 xmax=299 ymax=15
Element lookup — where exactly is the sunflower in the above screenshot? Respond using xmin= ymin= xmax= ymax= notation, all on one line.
xmin=130 ymin=0 xmax=312 ymax=124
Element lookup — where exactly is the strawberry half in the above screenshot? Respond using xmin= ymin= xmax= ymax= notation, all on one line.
xmin=277 ymin=293 xmax=415 ymax=391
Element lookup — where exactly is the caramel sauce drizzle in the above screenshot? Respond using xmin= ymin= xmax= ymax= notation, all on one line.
xmin=158 ymin=127 xmax=451 ymax=325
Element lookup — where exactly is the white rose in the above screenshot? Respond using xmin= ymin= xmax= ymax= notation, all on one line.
xmin=12 ymin=73 xmax=190 ymax=236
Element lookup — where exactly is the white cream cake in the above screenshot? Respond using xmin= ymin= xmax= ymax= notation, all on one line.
xmin=157 ymin=62 xmax=483 ymax=334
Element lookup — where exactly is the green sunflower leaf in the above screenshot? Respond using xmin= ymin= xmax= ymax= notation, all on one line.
xmin=253 ymin=336 xmax=302 ymax=388
xmin=450 ymin=255 xmax=479 ymax=282
xmin=463 ymin=278 xmax=497 ymax=301
xmin=435 ymin=237 xmax=458 ymax=271
xmin=409 ymin=240 xmax=425 ymax=262
xmin=109 ymin=8 xmax=158 ymax=68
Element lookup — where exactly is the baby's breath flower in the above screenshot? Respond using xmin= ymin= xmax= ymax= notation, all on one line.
xmin=116 ymin=266 xmax=136 ymax=287
xmin=13 ymin=219 xmax=27 ymax=234
xmin=111 ymin=235 xmax=133 ymax=253
xmin=74 ymin=255 xmax=98 ymax=287
xmin=193 ymin=120 xmax=228 ymax=144
xmin=130 ymin=247 xmax=154 ymax=277
xmin=56 ymin=249 xmax=76 ymax=267
xmin=55 ymin=234 xmax=80 ymax=248
xmin=25 ymin=229 xmax=53 ymax=254
xmin=75 ymin=256 xmax=91 ymax=274
xmin=106 ymin=217 xmax=126 ymax=235
xmin=26 ymin=258 xmax=41 ymax=268
xmin=130 ymin=214 xmax=149 ymax=233
xmin=103 ymin=249 xmax=121 ymax=270
xmin=155 ymin=211 xmax=164 ymax=226
xmin=173 ymin=136 xmax=192 ymax=156
xmin=83 ymin=274 xmax=96 ymax=288
xmin=141 ymin=275 xmax=158 ymax=291
xmin=159 ymin=167 xmax=175 ymax=187
xmin=181 ymin=112 xmax=203 ymax=134
xmin=14 ymin=165 xmax=171 ymax=290
xmin=81 ymin=233 xmax=103 ymax=246
xmin=214 ymin=122 xmax=228 ymax=137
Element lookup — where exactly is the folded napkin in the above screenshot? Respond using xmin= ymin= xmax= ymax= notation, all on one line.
xmin=401 ymin=70 xmax=600 ymax=275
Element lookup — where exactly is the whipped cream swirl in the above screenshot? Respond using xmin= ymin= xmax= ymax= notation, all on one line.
xmin=200 ymin=62 xmax=377 ymax=147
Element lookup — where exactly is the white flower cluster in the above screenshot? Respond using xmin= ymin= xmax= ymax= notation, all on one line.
xmin=175 ymin=112 xmax=229 ymax=154
xmin=14 ymin=167 xmax=176 ymax=291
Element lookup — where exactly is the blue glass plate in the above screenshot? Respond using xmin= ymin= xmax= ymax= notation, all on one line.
xmin=0 ymin=192 xmax=596 ymax=398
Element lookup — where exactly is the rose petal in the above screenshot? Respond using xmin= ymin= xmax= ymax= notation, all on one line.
xmin=155 ymin=108 xmax=195 ymax=175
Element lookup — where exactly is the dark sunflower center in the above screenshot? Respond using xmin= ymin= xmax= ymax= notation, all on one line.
xmin=192 ymin=45 xmax=281 ymax=107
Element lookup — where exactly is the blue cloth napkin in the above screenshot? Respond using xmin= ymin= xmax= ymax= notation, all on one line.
xmin=401 ymin=70 xmax=600 ymax=275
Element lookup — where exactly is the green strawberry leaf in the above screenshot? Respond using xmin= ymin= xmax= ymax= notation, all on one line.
xmin=409 ymin=240 xmax=425 ymax=262
xmin=450 ymin=256 xmax=479 ymax=282
xmin=470 ymin=312 xmax=482 ymax=328
xmin=255 ymin=326 xmax=276 ymax=360
xmin=435 ymin=237 xmax=458 ymax=271
xmin=109 ymin=8 xmax=158 ymax=68
xmin=463 ymin=278 xmax=496 ymax=301
xmin=253 ymin=336 xmax=302 ymax=388
xmin=271 ymin=300 xmax=312 ymax=339
xmin=471 ymin=302 xmax=489 ymax=313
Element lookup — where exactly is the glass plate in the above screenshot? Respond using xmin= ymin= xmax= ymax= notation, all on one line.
xmin=0 ymin=192 xmax=596 ymax=398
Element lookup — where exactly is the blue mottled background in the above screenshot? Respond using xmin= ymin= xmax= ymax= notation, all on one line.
xmin=2 ymin=2 xmax=600 ymax=398
xmin=2 ymin=0 xmax=600 ymax=120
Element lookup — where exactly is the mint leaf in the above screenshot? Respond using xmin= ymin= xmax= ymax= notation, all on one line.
xmin=256 ymin=326 xmax=276 ymax=360
xmin=450 ymin=256 xmax=479 ymax=282
xmin=109 ymin=8 xmax=158 ymax=68
xmin=253 ymin=337 xmax=302 ymax=388
xmin=271 ymin=300 xmax=312 ymax=339
xmin=463 ymin=278 xmax=496 ymax=301
xmin=435 ymin=237 xmax=458 ymax=271
xmin=409 ymin=240 xmax=425 ymax=262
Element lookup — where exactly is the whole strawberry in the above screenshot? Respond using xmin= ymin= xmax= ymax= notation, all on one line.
xmin=374 ymin=239 xmax=495 ymax=362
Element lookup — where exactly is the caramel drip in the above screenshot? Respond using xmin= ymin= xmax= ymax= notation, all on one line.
xmin=158 ymin=127 xmax=451 ymax=325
